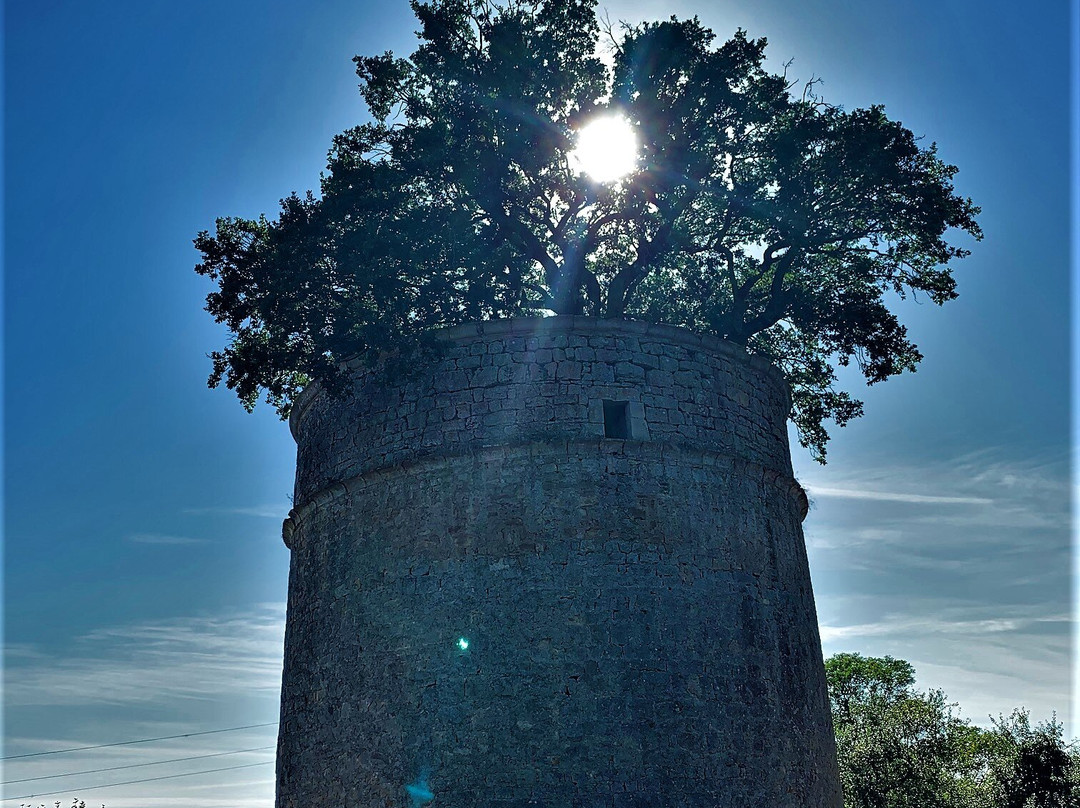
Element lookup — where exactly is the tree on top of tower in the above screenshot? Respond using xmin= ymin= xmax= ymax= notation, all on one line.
xmin=194 ymin=0 xmax=981 ymax=461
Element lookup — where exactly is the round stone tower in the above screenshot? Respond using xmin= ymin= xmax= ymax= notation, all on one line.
xmin=276 ymin=316 xmax=841 ymax=808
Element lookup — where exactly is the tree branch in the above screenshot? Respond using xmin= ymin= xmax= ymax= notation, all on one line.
xmin=606 ymin=190 xmax=698 ymax=315
xmin=738 ymin=250 xmax=797 ymax=337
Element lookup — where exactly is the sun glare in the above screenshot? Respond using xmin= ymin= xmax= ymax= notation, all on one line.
xmin=570 ymin=115 xmax=638 ymax=183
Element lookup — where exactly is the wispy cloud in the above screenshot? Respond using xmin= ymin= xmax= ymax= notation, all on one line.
xmin=3 ymin=643 xmax=48 ymax=661
xmin=802 ymin=448 xmax=1067 ymax=504
xmin=911 ymin=659 xmax=1072 ymax=728
xmin=185 ymin=505 xmax=289 ymax=519
xmin=3 ymin=607 xmax=286 ymax=806
xmin=801 ymin=447 xmax=1072 ymax=733
xmin=802 ymin=448 xmax=1070 ymax=553
xmin=819 ymin=599 xmax=1073 ymax=731
xmin=5 ymin=605 xmax=286 ymax=707
xmin=128 ymin=533 xmax=209 ymax=545
xmin=807 ymin=486 xmax=992 ymax=505
xmin=820 ymin=610 xmax=1071 ymax=643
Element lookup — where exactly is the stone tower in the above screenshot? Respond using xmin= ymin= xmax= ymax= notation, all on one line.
xmin=276 ymin=316 xmax=842 ymax=807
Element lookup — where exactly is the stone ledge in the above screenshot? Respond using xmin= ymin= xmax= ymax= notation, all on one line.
xmin=281 ymin=439 xmax=809 ymax=551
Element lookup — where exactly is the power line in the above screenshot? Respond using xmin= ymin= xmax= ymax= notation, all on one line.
xmin=4 ymin=760 xmax=274 ymax=802
xmin=2 ymin=745 xmax=275 ymax=785
xmin=1 ymin=723 xmax=277 ymax=761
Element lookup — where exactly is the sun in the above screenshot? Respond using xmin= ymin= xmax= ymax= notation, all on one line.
xmin=569 ymin=115 xmax=638 ymax=183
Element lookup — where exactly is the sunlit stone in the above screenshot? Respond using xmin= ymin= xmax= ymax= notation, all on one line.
xmin=570 ymin=115 xmax=638 ymax=182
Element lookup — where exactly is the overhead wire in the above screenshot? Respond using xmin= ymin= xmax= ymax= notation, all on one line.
xmin=4 ymin=761 xmax=274 ymax=802
xmin=1 ymin=745 xmax=276 ymax=785
xmin=0 ymin=723 xmax=278 ymax=761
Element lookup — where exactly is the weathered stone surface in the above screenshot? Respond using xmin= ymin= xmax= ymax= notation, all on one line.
xmin=277 ymin=316 xmax=841 ymax=808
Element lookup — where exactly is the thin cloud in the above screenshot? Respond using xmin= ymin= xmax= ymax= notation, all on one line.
xmin=3 ymin=643 xmax=47 ymax=660
xmin=904 ymin=509 xmax=1070 ymax=531
xmin=802 ymin=447 xmax=1073 ymax=736
xmin=818 ymin=600 xmax=1073 ymax=732
xmin=128 ymin=533 xmax=209 ymax=545
xmin=805 ymin=526 xmax=905 ymax=551
xmin=802 ymin=449 xmax=1069 ymax=555
xmin=911 ymin=658 xmax=1071 ymax=728
xmin=185 ymin=505 xmax=289 ymax=519
xmin=2 ymin=745 xmax=276 ymax=808
xmin=807 ymin=485 xmax=992 ymax=505
xmin=802 ymin=448 xmax=1067 ymax=506
xmin=3 ymin=608 xmax=285 ymax=807
xmin=5 ymin=605 xmax=286 ymax=707
xmin=819 ymin=611 xmax=1071 ymax=643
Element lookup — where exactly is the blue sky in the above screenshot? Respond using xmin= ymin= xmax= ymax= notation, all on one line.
xmin=4 ymin=0 xmax=1073 ymax=805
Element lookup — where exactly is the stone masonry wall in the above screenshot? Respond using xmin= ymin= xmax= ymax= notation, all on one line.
xmin=289 ymin=317 xmax=794 ymax=509
xmin=277 ymin=317 xmax=841 ymax=808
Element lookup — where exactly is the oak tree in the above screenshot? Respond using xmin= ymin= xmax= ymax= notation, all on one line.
xmin=195 ymin=0 xmax=980 ymax=460
xmin=825 ymin=654 xmax=1079 ymax=808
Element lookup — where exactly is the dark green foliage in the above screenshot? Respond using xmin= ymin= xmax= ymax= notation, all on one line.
xmin=826 ymin=653 xmax=984 ymax=808
xmin=195 ymin=0 xmax=980 ymax=459
xmin=825 ymin=653 xmax=1079 ymax=808
xmin=977 ymin=711 xmax=1079 ymax=808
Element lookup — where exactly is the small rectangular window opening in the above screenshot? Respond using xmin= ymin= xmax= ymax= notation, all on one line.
xmin=603 ymin=400 xmax=631 ymax=439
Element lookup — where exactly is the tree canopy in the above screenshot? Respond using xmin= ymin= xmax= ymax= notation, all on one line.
xmin=825 ymin=653 xmax=1079 ymax=808
xmin=195 ymin=0 xmax=980 ymax=460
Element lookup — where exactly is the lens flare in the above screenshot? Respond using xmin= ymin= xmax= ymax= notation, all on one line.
xmin=570 ymin=115 xmax=638 ymax=182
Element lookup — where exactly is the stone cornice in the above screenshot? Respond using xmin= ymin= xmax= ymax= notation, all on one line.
xmin=282 ymin=439 xmax=809 ymax=551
